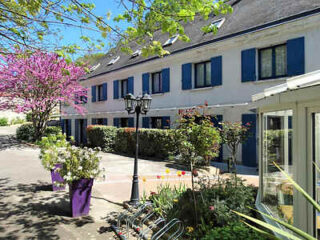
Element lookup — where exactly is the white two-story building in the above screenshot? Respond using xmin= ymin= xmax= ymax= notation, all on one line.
xmin=61 ymin=0 xmax=320 ymax=167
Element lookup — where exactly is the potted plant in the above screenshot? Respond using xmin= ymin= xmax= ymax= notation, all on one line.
xmin=59 ymin=146 xmax=101 ymax=217
xmin=39 ymin=133 xmax=70 ymax=191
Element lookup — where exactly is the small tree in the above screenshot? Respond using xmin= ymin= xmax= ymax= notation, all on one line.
xmin=0 ymin=50 xmax=87 ymax=141
xmin=173 ymin=105 xmax=221 ymax=224
xmin=219 ymin=121 xmax=251 ymax=173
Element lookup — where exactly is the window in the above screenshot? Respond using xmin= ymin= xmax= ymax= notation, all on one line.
xmin=90 ymin=63 xmax=100 ymax=72
xmin=107 ymin=56 xmax=120 ymax=66
xmin=259 ymin=44 xmax=287 ymax=80
xmin=262 ymin=110 xmax=293 ymax=224
xmin=96 ymin=118 xmax=104 ymax=125
xmin=97 ymin=85 xmax=104 ymax=101
xmin=120 ymin=79 xmax=128 ymax=98
xmin=152 ymin=72 xmax=162 ymax=94
xmin=163 ymin=35 xmax=179 ymax=47
xmin=151 ymin=117 xmax=163 ymax=129
xmin=131 ymin=49 xmax=141 ymax=58
xmin=120 ymin=118 xmax=129 ymax=127
xmin=195 ymin=61 xmax=211 ymax=88
xmin=209 ymin=18 xmax=225 ymax=30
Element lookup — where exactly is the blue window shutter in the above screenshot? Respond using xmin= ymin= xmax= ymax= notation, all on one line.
xmin=103 ymin=118 xmax=108 ymax=126
xmin=211 ymin=115 xmax=223 ymax=162
xmin=102 ymin=83 xmax=108 ymax=100
xmin=241 ymin=114 xmax=257 ymax=167
xmin=67 ymin=119 xmax=72 ymax=137
xmin=92 ymin=118 xmax=97 ymax=125
xmin=161 ymin=68 xmax=170 ymax=92
xmin=287 ymin=37 xmax=305 ymax=76
xmin=128 ymin=76 xmax=134 ymax=94
xmin=162 ymin=116 xmax=170 ymax=129
xmin=113 ymin=118 xmax=120 ymax=128
xmin=60 ymin=119 xmax=65 ymax=133
xmin=91 ymin=86 xmax=96 ymax=102
xmin=142 ymin=73 xmax=150 ymax=94
xmin=142 ymin=117 xmax=150 ymax=128
xmin=211 ymin=56 xmax=222 ymax=86
xmin=113 ymin=80 xmax=119 ymax=99
xmin=128 ymin=118 xmax=134 ymax=127
xmin=75 ymin=119 xmax=79 ymax=143
xmin=182 ymin=63 xmax=192 ymax=90
xmin=241 ymin=48 xmax=256 ymax=82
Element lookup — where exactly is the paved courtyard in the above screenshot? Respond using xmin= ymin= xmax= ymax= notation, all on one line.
xmin=0 ymin=126 xmax=258 ymax=239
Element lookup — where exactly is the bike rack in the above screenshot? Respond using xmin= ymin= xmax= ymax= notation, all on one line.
xmin=112 ymin=202 xmax=184 ymax=240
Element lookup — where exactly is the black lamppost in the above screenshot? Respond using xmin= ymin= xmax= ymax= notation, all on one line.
xmin=124 ymin=93 xmax=152 ymax=205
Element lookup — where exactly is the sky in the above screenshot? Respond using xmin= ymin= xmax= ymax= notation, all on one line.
xmin=57 ymin=0 xmax=130 ymax=59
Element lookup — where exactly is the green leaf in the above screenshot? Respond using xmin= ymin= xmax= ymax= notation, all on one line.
xmin=233 ymin=211 xmax=310 ymax=240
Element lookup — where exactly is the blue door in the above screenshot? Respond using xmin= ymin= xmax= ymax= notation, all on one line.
xmin=242 ymin=114 xmax=257 ymax=167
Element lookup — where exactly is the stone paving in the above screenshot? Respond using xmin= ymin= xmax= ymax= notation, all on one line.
xmin=0 ymin=126 xmax=259 ymax=239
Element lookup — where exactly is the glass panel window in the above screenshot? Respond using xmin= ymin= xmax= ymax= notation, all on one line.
xmin=152 ymin=72 xmax=162 ymax=94
xmin=120 ymin=118 xmax=129 ymax=127
xmin=314 ymin=113 xmax=320 ymax=238
xmin=259 ymin=44 xmax=287 ymax=80
xmin=195 ymin=61 xmax=211 ymax=88
xmin=98 ymin=85 xmax=103 ymax=101
xmin=260 ymin=49 xmax=272 ymax=79
xmin=121 ymin=79 xmax=128 ymax=98
xmin=151 ymin=117 xmax=163 ymax=129
xmin=275 ymin=45 xmax=287 ymax=76
xmin=262 ymin=110 xmax=293 ymax=224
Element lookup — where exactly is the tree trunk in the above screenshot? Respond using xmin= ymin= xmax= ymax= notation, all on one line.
xmin=190 ymin=160 xmax=198 ymax=226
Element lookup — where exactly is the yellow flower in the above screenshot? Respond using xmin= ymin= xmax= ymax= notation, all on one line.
xmin=142 ymin=177 xmax=146 ymax=182
xmin=173 ymin=199 xmax=178 ymax=203
xmin=161 ymin=175 xmax=165 ymax=179
xmin=165 ymin=169 xmax=170 ymax=174
xmin=177 ymin=171 xmax=182 ymax=176
xmin=186 ymin=226 xmax=194 ymax=233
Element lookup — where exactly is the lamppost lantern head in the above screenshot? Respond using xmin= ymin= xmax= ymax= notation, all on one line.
xmin=124 ymin=93 xmax=136 ymax=112
xmin=141 ymin=93 xmax=152 ymax=112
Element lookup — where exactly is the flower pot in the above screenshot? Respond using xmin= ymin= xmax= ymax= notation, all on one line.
xmin=50 ymin=163 xmax=65 ymax=191
xmin=69 ymin=178 xmax=94 ymax=217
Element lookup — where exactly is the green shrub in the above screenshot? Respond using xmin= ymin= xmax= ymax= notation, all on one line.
xmin=86 ymin=125 xmax=117 ymax=151
xmin=0 ymin=117 xmax=9 ymax=126
xmin=87 ymin=126 xmax=176 ymax=159
xmin=16 ymin=123 xmax=62 ymax=142
xmin=16 ymin=123 xmax=34 ymax=141
xmin=26 ymin=112 xmax=32 ymax=122
xmin=202 ymin=222 xmax=268 ymax=240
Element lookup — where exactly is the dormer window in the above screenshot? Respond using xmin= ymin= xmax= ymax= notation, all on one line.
xmin=89 ymin=63 xmax=100 ymax=72
xmin=163 ymin=35 xmax=179 ymax=47
xmin=107 ymin=56 xmax=120 ymax=66
xmin=209 ymin=18 xmax=225 ymax=30
xmin=131 ymin=49 xmax=141 ymax=58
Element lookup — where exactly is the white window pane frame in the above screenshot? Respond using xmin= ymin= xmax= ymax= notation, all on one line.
xmin=195 ymin=61 xmax=211 ymax=88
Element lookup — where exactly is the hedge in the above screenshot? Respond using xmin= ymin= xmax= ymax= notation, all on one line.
xmin=16 ymin=123 xmax=62 ymax=142
xmin=87 ymin=125 xmax=176 ymax=159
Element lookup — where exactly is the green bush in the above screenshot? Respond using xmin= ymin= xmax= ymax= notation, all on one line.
xmin=202 ymin=222 xmax=268 ymax=240
xmin=26 ymin=112 xmax=32 ymax=122
xmin=86 ymin=125 xmax=117 ymax=151
xmin=16 ymin=123 xmax=34 ymax=141
xmin=0 ymin=117 xmax=9 ymax=126
xmin=16 ymin=123 xmax=62 ymax=142
xmin=87 ymin=126 xmax=176 ymax=159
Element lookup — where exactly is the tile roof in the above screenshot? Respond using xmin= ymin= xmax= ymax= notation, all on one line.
xmin=82 ymin=0 xmax=320 ymax=81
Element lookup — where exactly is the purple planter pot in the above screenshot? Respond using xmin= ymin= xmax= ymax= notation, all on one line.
xmin=69 ymin=178 xmax=94 ymax=217
xmin=50 ymin=163 xmax=65 ymax=191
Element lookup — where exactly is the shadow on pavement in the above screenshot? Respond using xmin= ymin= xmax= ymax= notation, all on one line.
xmin=0 ymin=178 xmax=95 ymax=240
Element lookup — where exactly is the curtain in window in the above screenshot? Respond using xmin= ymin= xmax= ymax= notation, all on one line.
xmin=205 ymin=62 xmax=211 ymax=86
xmin=196 ymin=64 xmax=205 ymax=87
xmin=275 ymin=45 xmax=286 ymax=76
xmin=261 ymin=49 xmax=272 ymax=78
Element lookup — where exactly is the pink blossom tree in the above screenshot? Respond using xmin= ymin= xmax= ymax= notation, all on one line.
xmin=0 ymin=50 xmax=87 ymax=141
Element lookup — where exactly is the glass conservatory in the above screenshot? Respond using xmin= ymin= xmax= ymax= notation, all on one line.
xmin=253 ymin=70 xmax=320 ymax=238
